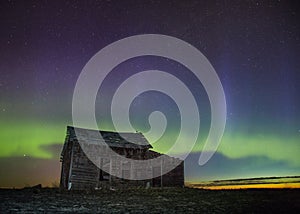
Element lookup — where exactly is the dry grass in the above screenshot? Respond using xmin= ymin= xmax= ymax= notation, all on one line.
xmin=0 ymin=187 xmax=299 ymax=213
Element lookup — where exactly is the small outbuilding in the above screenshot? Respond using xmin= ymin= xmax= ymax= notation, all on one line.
xmin=60 ymin=126 xmax=184 ymax=190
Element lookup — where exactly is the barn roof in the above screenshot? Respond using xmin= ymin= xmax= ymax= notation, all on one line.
xmin=64 ymin=126 xmax=152 ymax=149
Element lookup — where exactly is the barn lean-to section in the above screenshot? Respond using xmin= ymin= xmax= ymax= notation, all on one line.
xmin=60 ymin=126 xmax=184 ymax=190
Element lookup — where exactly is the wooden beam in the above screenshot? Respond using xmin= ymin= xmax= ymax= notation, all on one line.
xmin=96 ymin=158 xmax=101 ymax=188
xmin=109 ymin=158 xmax=112 ymax=187
xmin=161 ymin=158 xmax=163 ymax=188
xmin=67 ymin=141 xmax=75 ymax=190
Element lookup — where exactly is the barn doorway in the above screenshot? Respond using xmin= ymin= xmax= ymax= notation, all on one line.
xmin=152 ymin=166 xmax=162 ymax=187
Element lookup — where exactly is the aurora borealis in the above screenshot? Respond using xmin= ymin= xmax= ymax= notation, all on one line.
xmin=0 ymin=0 xmax=300 ymax=187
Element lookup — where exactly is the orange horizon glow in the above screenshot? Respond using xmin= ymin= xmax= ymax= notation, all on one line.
xmin=189 ymin=183 xmax=300 ymax=190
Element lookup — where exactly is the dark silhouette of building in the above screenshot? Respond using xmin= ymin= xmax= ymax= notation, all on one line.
xmin=60 ymin=126 xmax=184 ymax=190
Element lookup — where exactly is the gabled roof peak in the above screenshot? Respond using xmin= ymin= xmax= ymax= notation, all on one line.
xmin=66 ymin=126 xmax=152 ymax=149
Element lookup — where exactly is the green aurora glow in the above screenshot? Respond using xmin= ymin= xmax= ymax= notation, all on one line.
xmin=1 ymin=119 xmax=299 ymax=169
xmin=0 ymin=120 xmax=66 ymax=159
xmin=0 ymin=0 xmax=299 ymax=187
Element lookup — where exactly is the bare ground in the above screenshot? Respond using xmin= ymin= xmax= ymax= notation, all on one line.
xmin=0 ymin=187 xmax=300 ymax=213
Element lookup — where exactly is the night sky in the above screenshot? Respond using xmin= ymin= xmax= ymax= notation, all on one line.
xmin=0 ymin=0 xmax=300 ymax=187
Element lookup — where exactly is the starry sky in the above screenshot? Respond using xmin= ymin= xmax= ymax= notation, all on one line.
xmin=0 ymin=0 xmax=300 ymax=187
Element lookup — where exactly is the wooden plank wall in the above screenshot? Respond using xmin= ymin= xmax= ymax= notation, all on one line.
xmin=63 ymin=140 xmax=184 ymax=190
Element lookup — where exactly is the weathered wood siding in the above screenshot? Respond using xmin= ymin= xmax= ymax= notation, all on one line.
xmin=60 ymin=127 xmax=185 ymax=190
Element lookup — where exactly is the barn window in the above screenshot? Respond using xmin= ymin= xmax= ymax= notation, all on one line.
xmin=99 ymin=158 xmax=110 ymax=181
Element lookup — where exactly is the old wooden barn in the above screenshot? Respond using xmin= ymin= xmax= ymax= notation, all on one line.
xmin=60 ymin=126 xmax=184 ymax=190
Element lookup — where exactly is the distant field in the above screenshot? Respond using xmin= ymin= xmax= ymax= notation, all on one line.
xmin=186 ymin=176 xmax=300 ymax=190
xmin=0 ymin=187 xmax=300 ymax=213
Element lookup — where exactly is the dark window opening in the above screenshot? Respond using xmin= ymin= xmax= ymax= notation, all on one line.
xmin=99 ymin=169 xmax=109 ymax=181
